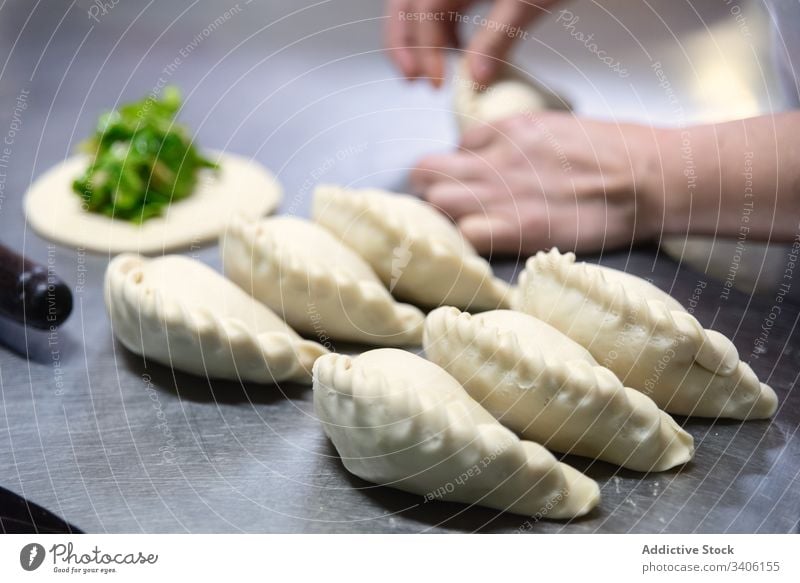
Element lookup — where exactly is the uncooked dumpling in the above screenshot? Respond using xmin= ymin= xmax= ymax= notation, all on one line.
xmin=312 ymin=185 xmax=510 ymax=311
xmin=424 ymin=307 xmax=694 ymax=471
xmin=593 ymin=265 xmax=685 ymax=312
xmin=222 ymin=215 xmax=425 ymax=346
xmin=453 ymin=59 xmax=568 ymax=132
xmin=514 ymin=249 xmax=778 ymax=420
xmin=104 ymin=254 xmax=326 ymax=383
xmin=313 ymin=348 xmax=600 ymax=518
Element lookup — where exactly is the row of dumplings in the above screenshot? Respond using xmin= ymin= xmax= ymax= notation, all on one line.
xmin=104 ymin=184 xmax=778 ymax=519
xmin=105 ymin=184 xmax=511 ymax=380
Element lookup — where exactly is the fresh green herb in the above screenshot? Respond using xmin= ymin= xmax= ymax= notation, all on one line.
xmin=72 ymin=86 xmax=217 ymax=223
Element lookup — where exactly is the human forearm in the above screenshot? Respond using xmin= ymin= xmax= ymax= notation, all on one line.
xmin=411 ymin=111 xmax=800 ymax=256
xmin=647 ymin=113 xmax=800 ymax=242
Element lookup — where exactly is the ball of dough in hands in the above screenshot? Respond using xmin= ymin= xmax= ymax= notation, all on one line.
xmin=221 ymin=215 xmax=425 ymax=346
xmin=104 ymin=254 xmax=327 ymax=384
xmin=312 ymin=184 xmax=511 ymax=311
xmin=453 ymin=58 xmax=568 ymax=133
xmin=513 ymin=249 xmax=778 ymax=420
xmin=423 ymin=307 xmax=695 ymax=471
xmin=313 ymin=348 xmax=600 ymax=519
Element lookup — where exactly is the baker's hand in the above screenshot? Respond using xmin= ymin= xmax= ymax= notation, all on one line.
xmin=385 ymin=0 xmax=557 ymax=87
xmin=410 ymin=113 xmax=662 ymax=254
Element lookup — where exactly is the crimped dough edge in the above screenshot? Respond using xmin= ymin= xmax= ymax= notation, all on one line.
xmin=312 ymin=351 xmax=600 ymax=518
xmin=223 ymin=214 xmax=424 ymax=345
xmin=105 ymin=253 xmax=326 ymax=383
xmin=423 ymin=306 xmax=695 ymax=471
xmin=515 ymin=249 xmax=778 ymax=419
xmin=313 ymin=184 xmax=511 ymax=310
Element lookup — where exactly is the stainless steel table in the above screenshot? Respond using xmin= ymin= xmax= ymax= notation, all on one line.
xmin=0 ymin=0 xmax=797 ymax=533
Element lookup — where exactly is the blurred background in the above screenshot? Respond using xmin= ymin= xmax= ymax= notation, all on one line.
xmin=0 ymin=0 xmax=791 ymax=291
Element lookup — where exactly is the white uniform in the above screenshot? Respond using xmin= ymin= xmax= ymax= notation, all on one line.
xmin=766 ymin=0 xmax=800 ymax=106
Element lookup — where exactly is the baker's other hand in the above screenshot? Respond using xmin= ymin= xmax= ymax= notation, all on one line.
xmin=385 ymin=0 xmax=558 ymax=87
xmin=410 ymin=112 xmax=662 ymax=255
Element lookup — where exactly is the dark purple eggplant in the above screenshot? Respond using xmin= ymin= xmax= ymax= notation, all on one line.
xmin=0 ymin=243 xmax=72 ymax=329
xmin=0 ymin=485 xmax=81 ymax=533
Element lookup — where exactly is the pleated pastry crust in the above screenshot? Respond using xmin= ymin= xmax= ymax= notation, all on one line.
xmin=424 ymin=307 xmax=695 ymax=471
xmin=313 ymin=348 xmax=600 ymax=519
xmin=313 ymin=185 xmax=510 ymax=311
xmin=513 ymin=249 xmax=778 ymax=419
xmin=222 ymin=215 xmax=424 ymax=346
xmin=105 ymin=254 xmax=326 ymax=383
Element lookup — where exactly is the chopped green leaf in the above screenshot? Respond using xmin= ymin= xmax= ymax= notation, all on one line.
xmin=72 ymin=86 xmax=217 ymax=223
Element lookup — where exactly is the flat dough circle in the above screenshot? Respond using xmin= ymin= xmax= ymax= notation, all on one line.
xmin=24 ymin=151 xmax=282 ymax=254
